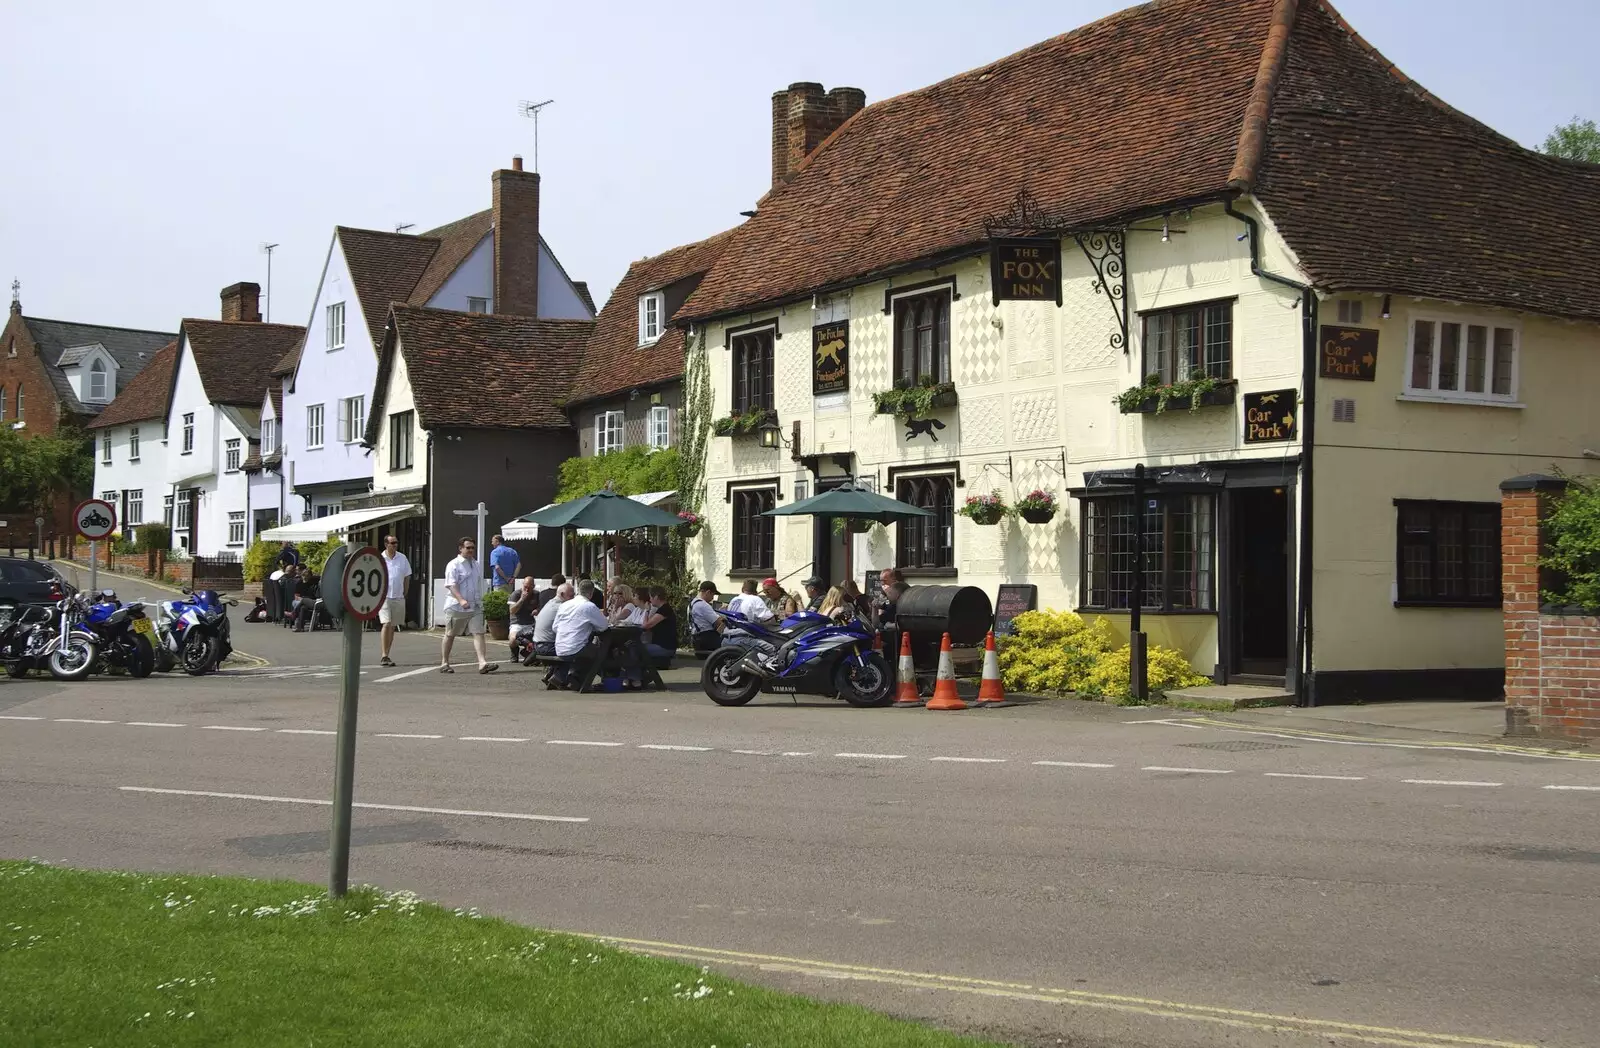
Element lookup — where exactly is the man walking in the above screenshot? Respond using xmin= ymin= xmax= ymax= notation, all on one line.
xmin=488 ymin=535 xmax=519 ymax=593
xmin=378 ymin=534 xmax=411 ymax=667
xmin=440 ymin=536 xmax=497 ymax=674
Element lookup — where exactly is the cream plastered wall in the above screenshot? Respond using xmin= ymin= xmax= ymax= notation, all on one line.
xmin=1311 ymin=297 xmax=1600 ymax=671
xmin=371 ymin=347 xmax=426 ymax=494
xmin=690 ymin=202 xmax=1309 ymax=670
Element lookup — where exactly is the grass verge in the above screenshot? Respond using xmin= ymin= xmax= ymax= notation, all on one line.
xmin=0 ymin=860 xmax=996 ymax=1048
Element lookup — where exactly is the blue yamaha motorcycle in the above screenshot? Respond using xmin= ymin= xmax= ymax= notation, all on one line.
xmin=85 ymin=591 xmax=156 ymax=678
xmin=701 ymin=609 xmax=892 ymax=707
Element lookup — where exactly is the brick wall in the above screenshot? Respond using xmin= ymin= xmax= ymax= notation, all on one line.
xmin=1501 ymin=474 xmax=1600 ymax=743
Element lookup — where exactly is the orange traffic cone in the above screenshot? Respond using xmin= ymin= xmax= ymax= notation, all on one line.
xmin=892 ymin=631 xmax=922 ymax=707
xmin=925 ymin=632 xmax=967 ymax=711
xmin=976 ymin=631 xmax=1009 ymax=707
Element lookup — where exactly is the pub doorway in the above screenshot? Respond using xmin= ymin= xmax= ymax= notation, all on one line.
xmin=1228 ymin=486 xmax=1290 ymax=680
xmin=812 ymin=476 xmax=853 ymax=589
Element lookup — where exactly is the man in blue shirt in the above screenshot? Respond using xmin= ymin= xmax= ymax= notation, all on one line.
xmin=488 ymin=535 xmax=519 ymax=592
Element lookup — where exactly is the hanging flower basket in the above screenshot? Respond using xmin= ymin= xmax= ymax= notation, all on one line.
xmin=1020 ymin=507 xmax=1056 ymax=524
xmin=677 ymin=511 xmax=702 ymax=538
xmin=1015 ymin=489 xmax=1058 ymax=525
xmin=958 ymin=491 xmax=1009 ymax=526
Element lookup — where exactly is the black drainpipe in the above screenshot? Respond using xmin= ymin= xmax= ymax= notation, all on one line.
xmin=1224 ymin=197 xmax=1318 ymax=707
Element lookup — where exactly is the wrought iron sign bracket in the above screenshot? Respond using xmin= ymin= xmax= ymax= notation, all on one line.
xmin=1073 ymin=230 xmax=1128 ymax=354
xmin=981 ymin=456 xmax=1014 ymax=486
xmin=1034 ymin=450 xmax=1068 ymax=481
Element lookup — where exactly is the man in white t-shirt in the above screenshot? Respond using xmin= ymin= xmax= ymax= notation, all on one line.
xmin=378 ymin=535 xmax=411 ymax=668
xmin=727 ymin=578 xmax=773 ymax=624
xmin=440 ymin=536 xmax=496 ymax=675
xmin=551 ymin=579 xmax=610 ymax=687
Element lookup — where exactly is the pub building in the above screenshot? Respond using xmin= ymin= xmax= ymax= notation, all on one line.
xmin=676 ymin=0 xmax=1600 ymax=703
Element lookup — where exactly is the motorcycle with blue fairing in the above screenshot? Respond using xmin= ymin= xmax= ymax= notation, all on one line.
xmin=701 ymin=608 xmax=892 ymax=707
xmin=153 ymin=588 xmax=237 ymax=675
xmin=85 ymin=590 xmax=156 ymax=678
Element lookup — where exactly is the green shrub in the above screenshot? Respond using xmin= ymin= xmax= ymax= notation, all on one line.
xmin=997 ymin=609 xmax=1115 ymax=695
xmin=110 ymin=533 xmax=138 ymax=555
xmin=1542 ymin=476 xmax=1600 ymax=609
xmin=481 ymin=588 xmax=510 ymax=621
xmin=136 ymin=523 xmax=171 ymax=553
xmin=556 ymin=445 xmax=680 ymax=502
xmin=1078 ymin=644 xmax=1211 ymax=704
xmin=242 ymin=538 xmax=280 ymax=583
xmin=297 ymin=537 xmax=337 ymax=575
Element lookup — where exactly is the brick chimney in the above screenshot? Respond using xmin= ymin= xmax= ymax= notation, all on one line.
xmin=771 ymin=82 xmax=865 ymax=186
xmin=492 ymin=155 xmax=540 ymax=317
xmin=220 ymin=281 xmax=262 ymax=323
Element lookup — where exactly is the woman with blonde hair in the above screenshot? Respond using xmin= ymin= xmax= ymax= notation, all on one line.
xmin=608 ymin=584 xmax=644 ymax=626
xmin=818 ymin=586 xmax=855 ymax=623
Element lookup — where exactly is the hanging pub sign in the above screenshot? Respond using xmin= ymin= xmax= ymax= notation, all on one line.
xmin=990 ymin=239 xmax=1062 ymax=305
xmin=1243 ymin=388 xmax=1298 ymax=444
xmin=1319 ymin=325 xmax=1379 ymax=381
xmin=812 ymin=320 xmax=849 ymax=395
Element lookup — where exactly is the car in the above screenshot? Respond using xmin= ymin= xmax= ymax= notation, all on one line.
xmin=0 ymin=558 xmax=74 ymax=607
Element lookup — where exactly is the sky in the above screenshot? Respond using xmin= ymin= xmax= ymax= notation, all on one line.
xmin=2 ymin=0 xmax=1595 ymax=335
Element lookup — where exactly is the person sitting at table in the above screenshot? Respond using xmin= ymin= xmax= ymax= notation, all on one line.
xmin=526 ymin=581 xmax=570 ymax=666
xmin=689 ymin=581 xmax=723 ymax=654
xmin=608 ymin=584 xmax=644 ymax=626
xmin=817 ymin=586 xmax=856 ymax=624
xmin=839 ymin=578 xmax=873 ymax=624
xmin=506 ymin=577 xmax=539 ymax=659
xmin=289 ymin=567 xmax=321 ymax=632
xmin=619 ymin=586 xmax=680 ymax=690
xmin=551 ymin=579 xmax=611 ymax=688
xmin=879 ymin=581 xmax=908 ymax=630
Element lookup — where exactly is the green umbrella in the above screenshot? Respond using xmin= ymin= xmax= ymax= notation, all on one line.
xmin=511 ymin=489 xmax=684 ymax=532
xmin=763 ymin=481 xmax=933 ymax=524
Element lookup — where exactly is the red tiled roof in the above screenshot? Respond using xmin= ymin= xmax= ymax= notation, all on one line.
xmin=180 ymin=321 xmax=307 ymax=407
xmin=569 ymin=229 xmax=736 ymax=407
xmin=87 ymin=340 xmax=178 ymax=428
xmin=336 ymin=226 xmax=440 ymax=350
xmin=683 ymin=0 xmax=1600 ymax=324
xmin=366 ymin=305 xmax=593 ymax=437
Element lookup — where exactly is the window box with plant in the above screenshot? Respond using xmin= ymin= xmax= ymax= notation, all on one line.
xmin=1116 ymin=371 xmax=1236 ymax=414
xmin=1120 ymin=300 xmax=1236 ymax=415
xmin=1015 ymin=489 xmax=1058 ymax=524
xmin=677 ymin=510 xmax=702 ymax=538
xmin=712 ymin=407 xmax=777 ymax=438
xmin=872 ymin=379 xmax=959 ymax=421
xmin=958 ymin=490 xmax=1009 ymax=526
xmin=481 ymin=588 xmax=510 ymax=641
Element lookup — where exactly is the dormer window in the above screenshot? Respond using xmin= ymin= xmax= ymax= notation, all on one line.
xmin=638 ymin=292 xmax=664 ymax=346
xmin=468 ymin=296 xmax=489 ymax=314
xmin=89 ymin=358 xmax=108 ymax=401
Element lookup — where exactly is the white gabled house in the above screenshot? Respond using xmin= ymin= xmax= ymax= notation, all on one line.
xmin=87 ymin=339 xmax=179 ymax=546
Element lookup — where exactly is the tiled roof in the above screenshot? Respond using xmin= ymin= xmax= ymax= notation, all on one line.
xmin=336 ymin=226 xmax=440 ymax=351
xmin=407 ymin=210 xmax=492 ymax=307
xmin=55 ymin=344 xmax=104 ymax=367
xmin=366 ymin=305 xmax=593 ymax=437
xmin=682 ymin=0 xmax=1600 ymax=325
xmin=572 ymin=281 xmax=597 ymax=315
xmin=180 ymin=320 xmax=307 ymax=407
xmin=87 ymin=340 xmax=178 ymax=429
xmin=22 ymin=316 xmax=175 ymax=416
xmin=569 ymin=229 xmax=736 ymax=407
xmin=270 ymin=341 xmax=301 ymax=377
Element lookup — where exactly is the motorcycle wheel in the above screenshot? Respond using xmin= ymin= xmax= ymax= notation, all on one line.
xmin=836 ymin=651 xmax=894 ymax=708
xmin=5 ymin=662 xmax=29 ymax=679
xmin=153 ymin=645 xmax=177 ymax=673
xmin=48 ymin=636 xmax=98 ymax=681
xmin=128 ymin=635 xmax=156 ymax=679
xmin=702 ymin=647 xmax=761 ymax=707
xmin=181 ymin=633 xmax=218 ymax=676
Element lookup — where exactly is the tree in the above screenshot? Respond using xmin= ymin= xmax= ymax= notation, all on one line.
xmin=1540 ymin=117 xmax=1600 ymax=163
xmin=0 ymin=424 xmax=94 ymax=514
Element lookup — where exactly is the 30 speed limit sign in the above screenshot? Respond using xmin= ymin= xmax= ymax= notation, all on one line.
xmin=340 ymin=546 xmax=388 ymax=621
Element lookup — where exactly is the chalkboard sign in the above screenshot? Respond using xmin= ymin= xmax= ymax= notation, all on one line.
xmin=863 ymin=572 xmax=885 ymax=602
xmin=993 ymin=584 xmax=1037 ymax=637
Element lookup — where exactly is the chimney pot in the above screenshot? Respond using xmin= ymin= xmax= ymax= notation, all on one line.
xmin=512 ymin=155 xmax=523 ymax=172
xmin=220 ymin=281 xmax=262 ymax=323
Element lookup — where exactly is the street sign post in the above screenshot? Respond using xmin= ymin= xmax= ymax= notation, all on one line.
xmin=327 ymin=544 xmax=383 ymax=898
xmin=74 ymin=499 xmax=117 ymax=595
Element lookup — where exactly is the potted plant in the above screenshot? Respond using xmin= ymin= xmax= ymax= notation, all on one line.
xmin=872 ymin=377 xmax=959 ymax=422
xmin=677 ymin=510 xmax=702 ymax=538
xmin=481 ymin=588 xmax=510 ymax=641
xmin=1015 ymin=489 xmax=1058 ymax=524
xmin=958 ymin=490 xmax=1009 ymax=526
xmin=1115 ymin=370 xmax=1235 ymax=415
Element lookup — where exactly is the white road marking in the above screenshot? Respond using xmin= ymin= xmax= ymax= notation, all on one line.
xmin=546 ymin=739 xmax=624 ymax=747
xmin=0 ymin=715 xmax=44 ymax=721
xmin=376 ymin=733 xmax=443 ymax=740
xmin=459 ymin=736 xmax=528 ymax=743
xmin=731 ymin=749 xmax=775 ymax=756
xmin=1262 ymin=772 xmax=1365 ymax=781
xmin=276 ymin=728 xmax=335 ymax=735
xmin=54 ymin=718 xmax=115 ymax=725
xmin=1401 ymin=779 xmax=1503 ymax=787
xmin=117 ymin=786 xmax=587 ymax=823
xmin=372 ymin=665 xmax=441 ymax=684
xmin=929 ymin=756 xmax=1007 ymax=763
xmin=125 ymin=721 xmax=185 ymax=728
xmin=1143 ymin=766 xmax=1234 ymax=775
xmin=1125 ymin=718 xmax=1181 ymax=724
xmin=781 ymin=752 xmax=814 ymax=757
xmin=1034 ymin=760 xmax=1116 ymax=769
xmin=835 ymin=752 xmax=907 ymax=760
xmin=201 ymin=725 xmax=266 ymax=732
xmin=1544 ymin=784 xmax=1600 ymax=792
xmin=638 ymin=744 xmax=712 ymax=752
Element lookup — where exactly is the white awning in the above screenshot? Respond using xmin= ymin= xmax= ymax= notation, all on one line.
xmin=502 ymin=490 xmax=676 ymax=541
xmin=260 ymin=504 xmax=424 ymax=542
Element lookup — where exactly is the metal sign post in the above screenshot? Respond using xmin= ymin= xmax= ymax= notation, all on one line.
xmin=74 ymin=499 xmax=117 ymax=595
xmin=326 ymin=543 xmax=384 ymax=897
xmin=453 ymin=502 xmax=489 ymax=595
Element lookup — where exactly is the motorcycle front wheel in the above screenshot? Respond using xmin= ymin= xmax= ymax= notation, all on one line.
xmin=128 ymin=635 xmax=156 ymax=679
xmin=701 ymin=647 xmax=761 ymax=707
xmin=48 ymin=636 xmax=98 ymax=681
xmin=836 ymin=651 xmax=894 ymax=707
xmin=181 ymin=633 xmax=218 ymax=676
xmin=153 ymin=643 xmax=177 ymax=673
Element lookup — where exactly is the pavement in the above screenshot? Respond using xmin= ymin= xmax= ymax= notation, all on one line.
xmin=5 ymin=566 xmax=1598 ymax=1047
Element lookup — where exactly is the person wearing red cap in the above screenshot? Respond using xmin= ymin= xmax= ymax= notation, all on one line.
xmin=761 ymin=577 xmax=799 ymax=619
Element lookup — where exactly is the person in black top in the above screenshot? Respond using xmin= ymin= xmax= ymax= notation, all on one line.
xmin=508 ymin=578 xmax=538 ymax=635
xmin=538 ymin=572 xmax=565 ymax=610
xmin=289 ymin=568 xmax=320 ymax=631
xmin=276 ymin=542 xmax=300 ymax=570
xmin=801 ymin=576 xmax=825 ymax=612
xmin=642 ymin=587 xmax=678 ymax=657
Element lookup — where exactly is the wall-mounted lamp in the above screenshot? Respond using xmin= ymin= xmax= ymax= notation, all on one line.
xmin=1161 ymin=216 xmax=1170 ymax=243
xmin=1381 ymin=295 xmax=1392 ymax=319
xmin=1236 ymin=230 xmax=1249 ymax=242
xmin=758 ymin=418 xmax=802 ymax=460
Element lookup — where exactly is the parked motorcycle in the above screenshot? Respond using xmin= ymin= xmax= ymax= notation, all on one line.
xmin=154 ymin=588 xmax=237 ymax=676
xmin=701 ymin=608 xmax=892 ymax=707
xmin=85 ymin=590 xmax=156 ymax=678
xmin=0 ymin=602 xmax=55 ymax=678
xmin=0 ymin=593 xmax=98 ymax=681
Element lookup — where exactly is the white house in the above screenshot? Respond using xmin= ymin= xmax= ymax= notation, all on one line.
xmin=241 ymin=378 xmax=288 ymax=538
xmin=87 ymin=339 xmax=179 ymax=545
xmin=161 ymin=283 xmax=305 ymax=556
xmin=281 ymin=156 xmax=593 ymax=522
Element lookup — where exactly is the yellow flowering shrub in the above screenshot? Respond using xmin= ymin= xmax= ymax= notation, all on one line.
xmin=997 ymin=610 xmax=1115 ymax=695
xmin=1078 ymin=643 xmax=1211 ymax=704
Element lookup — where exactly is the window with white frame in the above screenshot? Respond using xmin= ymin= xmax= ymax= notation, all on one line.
xmin=468 ymin=296 xmax=489 ymax=314
xmin=163 ymin=494 xmax=174 ymax=528
xmin=326 ymin=302 xmax=346 ymax=349
xmin=228 ymin=511 xmax=246 ymax=546
xmin=102 ymin=490 xmax=117 ymax=504
xmin=1405 ymin=316 xmax=1518 ymax=403
xmin=389 ymin=410 xmax=414 ymax=470
xmin=101 ymin=432 xmax=112 ymax=464
xmin=306 ymin=404 xmax=325 ymax=449
xmin=595 ymin=410 xmax=624 ymax=455
xmin=648 ymin=405 xmax=670 ymax=450
xmin=638 ymin=292 xmax=665 ymax=346
xmin=89 ymin=358 xmax=108 ymax=401
xmin=259 ymin=418 xmax=274 ymax=455
xmin=127 ymin=489 xmax=143 ymax=525
xmin=181 ymin=412 xmax=194 ymax=453
xmin=339 ymin=395 xmax=365 ymax=443
xmin=225 ymin=438 xmax=241 ymax=472
xmin=175 ymin=492 xmax=193 ymax=531
xmin=129 ymin=426 xmax=140 ymax=461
